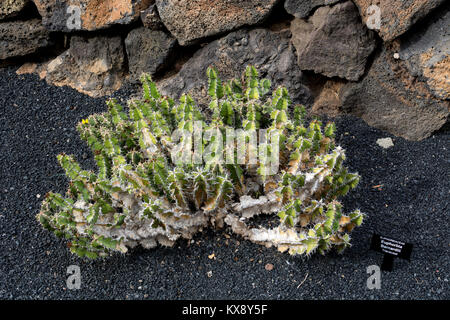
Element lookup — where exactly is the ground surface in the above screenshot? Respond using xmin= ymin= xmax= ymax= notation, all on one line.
xmin=0 ymin=66 xmax=449 ymax=300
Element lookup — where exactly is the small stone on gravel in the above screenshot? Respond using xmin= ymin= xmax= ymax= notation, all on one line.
xmin=377 ymin=138 xmax=394 ymax=149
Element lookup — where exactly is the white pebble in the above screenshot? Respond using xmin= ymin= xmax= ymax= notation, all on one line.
xmin=376 ymin=138 xmax=394 ymax=149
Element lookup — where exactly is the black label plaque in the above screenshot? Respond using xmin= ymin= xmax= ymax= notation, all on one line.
xmin=370 ymin=233 xmax=413 ymax=271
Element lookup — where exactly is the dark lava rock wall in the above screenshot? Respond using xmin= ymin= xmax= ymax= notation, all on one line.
xmin=0 ymin=0 xmax=448 ymax=140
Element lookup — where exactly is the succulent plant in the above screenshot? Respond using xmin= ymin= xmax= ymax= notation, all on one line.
xmin=37 ymin=65 xmax=364 ymax=258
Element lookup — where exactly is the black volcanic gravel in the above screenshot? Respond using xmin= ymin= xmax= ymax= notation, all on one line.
xmin=0 ymin=66 xmax=449 ymax=300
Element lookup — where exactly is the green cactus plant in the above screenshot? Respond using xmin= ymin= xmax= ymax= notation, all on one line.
xmin=37 ymin=65 xmax=365 ymax=258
